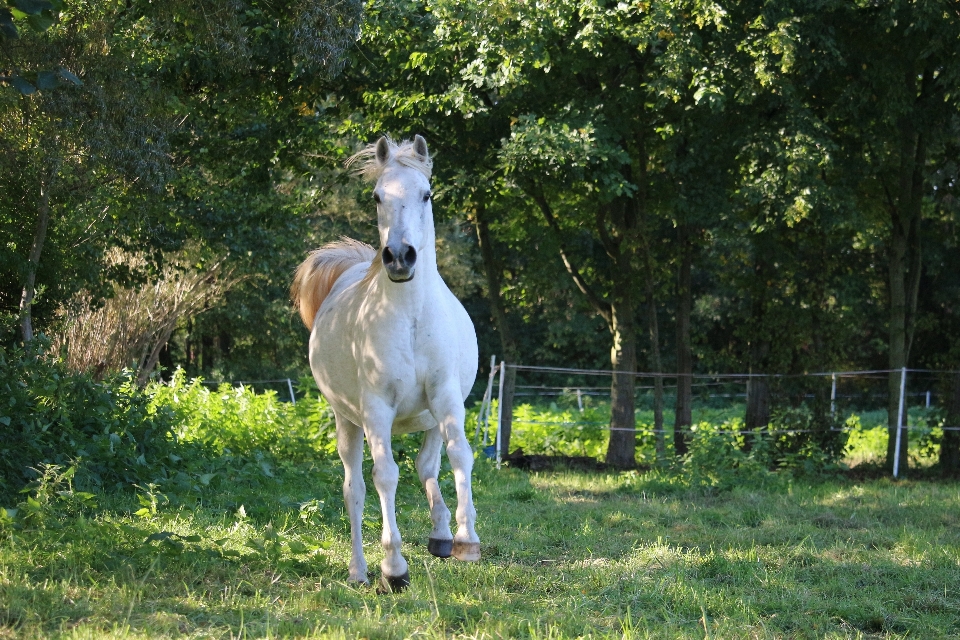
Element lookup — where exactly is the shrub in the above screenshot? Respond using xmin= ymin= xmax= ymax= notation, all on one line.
xmin=147 ymin=369 xmax=337 ymax=461
xmin=678 ymin=420 xmax=776 ymax=491
xmin=0 ymin=339 xmax=178 ymax=501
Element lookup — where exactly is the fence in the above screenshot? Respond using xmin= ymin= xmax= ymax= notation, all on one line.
xmin=474 ymin=360 xmax=960 ymax=477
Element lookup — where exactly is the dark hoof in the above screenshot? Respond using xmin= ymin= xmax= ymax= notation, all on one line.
xmin=377 ymin=571 xmax=410 ymax=594
xmin=428 ymin=537 xmax=453 ymax=558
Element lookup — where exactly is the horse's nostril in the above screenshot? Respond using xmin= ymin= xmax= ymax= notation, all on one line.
xmin=382 ymin=247 xmax=394 ymax=265
xmin=403 ymin=245 xmax=417 ymax=267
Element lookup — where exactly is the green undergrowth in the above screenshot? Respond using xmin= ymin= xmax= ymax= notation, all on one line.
xmin=1 ymin=457 xmax=959 ymax=638
xmin=473 ymin=398 xmax=946 ymax=473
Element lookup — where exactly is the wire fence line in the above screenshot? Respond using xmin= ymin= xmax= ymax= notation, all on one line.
xmin=509 ymin=364 xmax=960 ymax=378
xmin=476 ymin=361 xmax=960 ymax=474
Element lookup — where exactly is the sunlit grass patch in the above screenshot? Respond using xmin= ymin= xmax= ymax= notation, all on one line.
xmin=2 ymin=467 xmax=960 ymax=638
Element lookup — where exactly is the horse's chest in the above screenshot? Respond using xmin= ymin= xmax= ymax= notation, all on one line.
xmin=358 ymin=315 xmax=447 ymax=404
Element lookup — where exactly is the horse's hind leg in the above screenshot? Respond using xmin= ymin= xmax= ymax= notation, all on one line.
xmin=417 ymin=426 xmax=453 ymax=557
xmin=336 ymin=412 xmax=368 ymax=584
xmin=429 ymin=385 xmax=480 ymax=562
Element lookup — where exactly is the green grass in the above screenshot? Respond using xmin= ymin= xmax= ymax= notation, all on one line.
xmin=2 ymin=453 xmax=959 ymax=639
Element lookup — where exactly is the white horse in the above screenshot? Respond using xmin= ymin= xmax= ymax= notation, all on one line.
xmin=291 ymin=135 xmax=480 ymax=591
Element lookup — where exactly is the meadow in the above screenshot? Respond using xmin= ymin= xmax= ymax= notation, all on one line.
xmin=1 ymin=377 xmax=958 ymax=639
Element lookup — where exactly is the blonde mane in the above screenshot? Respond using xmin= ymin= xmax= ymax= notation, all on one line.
xmin=346 ymin=137 xmax=433 ymax=182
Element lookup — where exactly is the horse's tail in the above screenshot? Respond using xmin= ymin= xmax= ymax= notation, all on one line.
xmin=291 ymin=238 xmax=377 ymax=329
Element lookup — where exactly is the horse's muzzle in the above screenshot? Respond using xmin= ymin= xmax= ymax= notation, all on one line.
xmin=382 ymin=243 xmax=417 ymax=282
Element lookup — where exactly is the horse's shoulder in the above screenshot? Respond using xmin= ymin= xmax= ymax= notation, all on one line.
xmin=317 ymin=262 xmax=371 ymax=318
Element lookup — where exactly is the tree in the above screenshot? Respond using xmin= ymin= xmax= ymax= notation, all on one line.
xmin=768 ymin=0 xmax=960 ymax=472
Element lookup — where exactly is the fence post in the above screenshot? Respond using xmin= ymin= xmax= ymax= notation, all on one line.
xmin=495 ymin=360 xmax=505 ymax=470
xmin=830 ymin=373 xmax=837 ymax=417
xmin=577 ymin=388 xmax=583 ymax=413
xmin=926 ymin=390 xmax=931 ymax=408
xmin=893 ymin=366 xmax=907 ymax=479
xmin=287 ymin=378 xmax=296 ymax=405
xmin=475 ymin=355 xmax=497 ymax=444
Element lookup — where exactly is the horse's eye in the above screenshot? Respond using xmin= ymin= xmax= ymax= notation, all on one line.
xmin=423 ymin=192 xmax=431 ymax=203
xmin=373 ymin=192 xmax=381 ymax=204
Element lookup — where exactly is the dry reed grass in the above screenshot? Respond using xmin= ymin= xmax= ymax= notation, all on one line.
xmin=52 ymin=249 xmax=240 ymax=384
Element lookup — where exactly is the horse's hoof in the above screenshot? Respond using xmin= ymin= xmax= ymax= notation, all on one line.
xmin=428 ymin=537 xmax=453 ymax=558
xmin=452 ymin=541 xmax=481 ymax=561
xmin=377 ymin=571 xmax=410 ymax=594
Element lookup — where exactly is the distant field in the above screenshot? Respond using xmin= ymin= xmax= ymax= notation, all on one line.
xmin=2 ymin=456 xmax=958 ymax=638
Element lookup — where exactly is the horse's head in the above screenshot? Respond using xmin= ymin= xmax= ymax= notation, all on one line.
xmin=362 ymin=135 xmax=434 ymax=283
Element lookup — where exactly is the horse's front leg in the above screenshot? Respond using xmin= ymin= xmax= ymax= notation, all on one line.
xmin=428 ymin=383 xmax=480 ymax=561
xmin=362 ymin=398 xmax=410 ymax=592
xmin=416 ymin=426 xmax=453 ymax=557
xmin=335 ymin=412 xmax=368 ymax=584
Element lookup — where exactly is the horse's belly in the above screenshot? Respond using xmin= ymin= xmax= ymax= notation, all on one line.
xmin=392 ymin=410 xmax=438 ymax=434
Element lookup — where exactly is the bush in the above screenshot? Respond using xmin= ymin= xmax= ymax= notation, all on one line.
xmin=0 ymin=339 xmax=178 ymax=501
xmin=147 ymin=369 xmax=337 ymax=461
xmin=677 ymin=420 xmax=777 ymax=491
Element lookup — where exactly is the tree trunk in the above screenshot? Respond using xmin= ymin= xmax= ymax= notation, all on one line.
xmin=885 ymin=96 xmax=926 ymax=474
xmin=137 ymin=322 xmax=178 ymax=386
xmin=606 ymin=304 xmax=637 ymax=469
xmin=19 ymin=179 xmax=53 ymax=343
xmin=527 ymin=187 xmax=639 ymax=467
xmin=744 ymin=246 xmax=772 ymax=450
xmin=474 ymin=199 xmax=520 ymax=458
xmin=744 ymin=338 xmax=771 ymax=452
xmin=939 ymin=372 xmax=960 ymax=475
xmin=745 ymin=374 xmax=770 ymax=431
xmin=674 ymin=224 xmax=693 ymax=456
xmin=642 ymin=256 xmax=665 ymax=463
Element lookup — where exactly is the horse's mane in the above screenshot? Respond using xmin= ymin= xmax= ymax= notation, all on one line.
xmin=346 ymin=137 xmax=433 ymax=182
xmin=291 ymin=238 xmax=379 ymax=328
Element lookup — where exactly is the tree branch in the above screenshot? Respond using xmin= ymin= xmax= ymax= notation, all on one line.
xmin=525 ymin=183 xmax=612 ymax=325
xmin=596 ymin=200 xmax=620 ymax=261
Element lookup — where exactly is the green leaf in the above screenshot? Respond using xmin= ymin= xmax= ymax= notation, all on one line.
xmin=58 ymin=67 xmax=80 ymax=85
xmin=13 ymin=0 xmax=53 ymax=15
xmin=0 ymin=9 xmax=16 ymax=39
xmin=134 ymin=507 xmax=152 ymax=518
xmin=9 ymin=75 xmax=35 ymax=95
xmin=180 ymin=534 xmax=202 ymax=543
xmin=146 ymin=531 xmax=176 ymax=542
xmin=198 ymin=473 xmax=216 ymax=486
xmin=287 ymin=540 xmax=307 ymax=554
xmin=26 ymin=12 xmax=54 ymax=32
xmin=36 ymin=71 xmax=59 ymax=90
xmin=0 ymin=416 xmax=10 ymax=426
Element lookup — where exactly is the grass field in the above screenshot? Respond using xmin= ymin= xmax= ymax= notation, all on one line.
xmin=2 ymin=451 xmax=959 ymax=639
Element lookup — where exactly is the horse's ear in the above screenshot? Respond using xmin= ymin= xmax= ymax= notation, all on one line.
xmin=413 ymin=135 xmax=429 ymax=161
xmin=375 ymin=136 xmax=391 ymax=165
